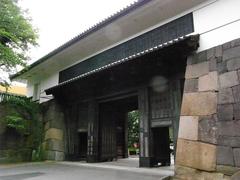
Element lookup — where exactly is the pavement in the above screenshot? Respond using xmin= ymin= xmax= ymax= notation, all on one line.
xmin=0 ymin=158 xmax=174 ymax=180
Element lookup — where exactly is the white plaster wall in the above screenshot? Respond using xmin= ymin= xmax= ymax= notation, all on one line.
xmin=39 ymin=73 xmax=59 ymax=103
xmin=193 ymin=0 xmax=240 ymax=51
xmin=27 ymin=73 xmax=59 ymax=103
xmin=26 ymin=82 xmax=34 ymax=97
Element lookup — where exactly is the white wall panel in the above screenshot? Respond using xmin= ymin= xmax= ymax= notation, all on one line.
xmin=193 ymin=0 xmax=240 ymax=51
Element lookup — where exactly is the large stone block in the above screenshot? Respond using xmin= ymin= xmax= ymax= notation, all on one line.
xmin=184 ymin=78 xmax=198 ymax=93
xmin=175 ymin=165 xmax=198 ymax=176
xmin=185 ymin=61 xmax=209 ymax=79
xmin=217 ymin=104 xmax=234 ymax=121
xmin=218 ymin=120 xmax=240 ymax=137
xmin=198 ymin=71 xmax=218 ymax=91
xmin=178 ymin=116 xmax=199 ymax=141
xmin=217 ymin=146 xmax=234 ymax=166
xmin=176 ymin=139 xmax=216 ymax=171
xmin=200 ymin=172 xmax=227 ymax=180
xmin=45 ymin=150 xmax=64 ymax=161
xmin=198 ymin=115 xmax=218 ymax=144
xmin=233 ymin=148 xmax=240 ymax=167
xmin=232 ymin=85 xmax=240 ymax=103
xmin=231 ymin=171 xmax=240 ymax=180
xmin=45 ymin=128 xmax=63 ymax=141
xmin=175 ymin=165 xmax=226 ymax=180
xmin=49 ymin=113 xmax=65 ymax=130
xmin=227 ymin=57 xmax=240 ymax=71
xmin=43 ymin=100 xmax=64 ymax=124
xmin=218 ymin=88 xmax=234 ymax=104
xmin=218 ymin=136 xmax=240 ymax=148
xmin=219 ymin=71 xmax=239 ymax=88
xmin=223 ymin=46 xmax=240 ymax=61
xmin=181 ymin=92 xmax=217 ymax=116
xmin=217 ymin=60 xmax=228 ymax=74
xmin=187 ymin=52 xmax=207 ymax=65
xmin=198 ymin=51 xmax=207 ymax=62
xmin=43 ymin=104 xmax=57 ymax=122
xmin=45 ymin=139 xmax=64 ymax=152
xmin=216 ymin=165 xmax=240 ymax=176
xmin=209 ymin=57 xmax=217 ymax=71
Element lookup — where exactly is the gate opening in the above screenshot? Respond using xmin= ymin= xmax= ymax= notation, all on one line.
xmin=127 ymin=110 xmax=140 ymax=158
xmin=152 ymin=127 xmax=174 ymax=167
xmin=98 ymin=95 xmax=138 ymax=162
xmin=78 ymin=132 xmax=88 ymax=160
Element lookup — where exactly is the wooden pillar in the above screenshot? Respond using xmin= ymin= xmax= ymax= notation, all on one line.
xmin=87 ymin=99 xmax=99 ymax=162
xmin=138 ymin=87 xmax=152 ymax=167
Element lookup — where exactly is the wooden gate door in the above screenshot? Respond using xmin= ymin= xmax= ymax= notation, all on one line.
xmin=98 ymin=103 xmax=117 ymax=161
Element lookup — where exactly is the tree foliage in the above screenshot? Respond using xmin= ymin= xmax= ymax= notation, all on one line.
xmin=0 ymin=0 xmax=38 ymax=78
xmin=128 ymin=110 xmax=139 ymax=148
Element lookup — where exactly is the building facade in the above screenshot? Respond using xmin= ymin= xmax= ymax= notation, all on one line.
xmin=13 ymin=0 xmax=240 ymax=179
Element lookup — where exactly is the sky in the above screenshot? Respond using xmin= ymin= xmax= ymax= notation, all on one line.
xmin=19 ymin=0 xmax=136 ymax=63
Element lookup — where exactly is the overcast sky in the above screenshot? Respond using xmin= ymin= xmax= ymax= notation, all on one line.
xmin=19 ymin=0 xmax=136 ymax=63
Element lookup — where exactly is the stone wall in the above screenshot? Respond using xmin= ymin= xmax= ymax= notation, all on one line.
xmin=42 ymin=100 xmax=65 ymax=161
xmin=175 ymin=38 xmax=240 ymax=179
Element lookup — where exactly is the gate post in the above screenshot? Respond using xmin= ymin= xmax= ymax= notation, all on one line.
xmin=138 ymin=87 xmax=152 ymax=167
xmin=42 ymin=100 xmax=65 ymax=161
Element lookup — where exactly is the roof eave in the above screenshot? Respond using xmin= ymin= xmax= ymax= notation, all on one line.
xmin=45 ymin=34 xmax=200 ymax=95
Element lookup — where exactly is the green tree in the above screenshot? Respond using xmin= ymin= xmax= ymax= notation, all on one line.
xmin=128 ymin=110 xmax=139 ymax=148
xmin=0 ymin=0 xmax=38 ymax=83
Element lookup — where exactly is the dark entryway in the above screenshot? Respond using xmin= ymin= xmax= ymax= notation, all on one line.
xmin=78 ymin=132 xmax=88 ymax=159
xmin=152 ymin=127 xmax=171 ymax=166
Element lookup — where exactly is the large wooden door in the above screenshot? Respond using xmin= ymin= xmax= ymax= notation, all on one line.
xmin=98 ymin=103 xmax=117 ymax=161
xmin=116 ymin=112 xmax=127 ymax=158
xmin=98 ymin=100 xmax=130 ymax=161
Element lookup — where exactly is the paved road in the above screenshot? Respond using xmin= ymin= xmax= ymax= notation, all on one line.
xmin=0 ymin=162 xmax=170 ymax=180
